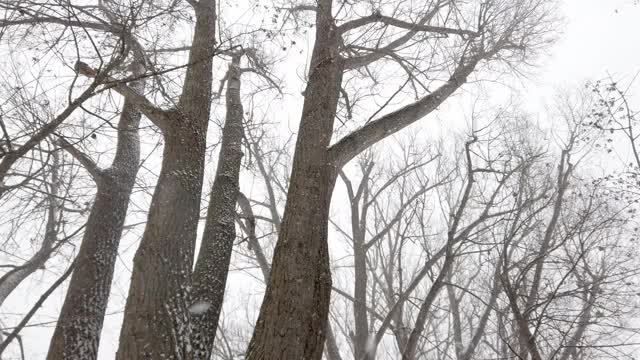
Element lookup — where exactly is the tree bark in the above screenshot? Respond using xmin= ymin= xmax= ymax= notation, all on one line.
xmin=245 ymin=4 xmax=487 ymax=359
xmin=245 ymin=1 xmax=343 ymax=358
xmin=190 ymin=56 xmax=244 ymax=358
xmin=445 ymin=273 xmax=464 ymax=359
xmin=46 ymin=64 xmax=144 ymax=360
xmin=115 ymin=1 xmax=216 ymax=358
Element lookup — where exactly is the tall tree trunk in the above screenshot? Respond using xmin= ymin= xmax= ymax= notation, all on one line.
xmin=445 ymin=272 xmax=464 ymax=359
xmin=245 ymin=1 xmax=342 ymax=358
xmin=116 ymin=1 xmax=216 ymax=358
xmin=340 ymin=169 xmax=370 ymax=360
xmin=190 ymin=55 xmax=244 ymax=358
xmin=46 ymin=65 xmax=144 ymax=360
xmin=353 ymin=240 xmax=369 ymax=360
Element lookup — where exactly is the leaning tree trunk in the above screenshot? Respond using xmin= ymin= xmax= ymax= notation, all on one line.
xmin=115 ymin=1 xmax=216 ymax=358
xmin=190 ymin=55 xmax=245 ymax=358
xmin=46 ymin=64 xmax=145 ymax=360
xmin=245 ymin=1 xmax=343 ymax=358
xmin=0 ymin=153 xmax=60 ymax=307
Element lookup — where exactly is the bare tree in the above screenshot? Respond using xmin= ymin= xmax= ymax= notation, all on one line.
xmin=5 ymin=1 xmax=640 ymax=360
xmin=246 ymin=1 xmax=558 ymax=358
xmin=112 ymin=0 xmax=218 ymax=357
xmin=47 ymin=44 xmax=146 ymax=360
xmin=331 ymin=140 xmax=446 ymax=360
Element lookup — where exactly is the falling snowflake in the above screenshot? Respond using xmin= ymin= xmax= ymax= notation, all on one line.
xmin=188 ymin=301 xmax=211 ymax=315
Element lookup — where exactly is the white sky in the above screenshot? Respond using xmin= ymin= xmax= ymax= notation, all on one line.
xmin=2 ymin=0 xmax=640 ymax=358
xmin=544 ymin=0 xmax=640 ymax=83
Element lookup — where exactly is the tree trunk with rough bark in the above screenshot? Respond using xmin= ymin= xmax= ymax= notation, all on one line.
xmin=116 ymin=1 xmax=216 ymax=358
xmin=46 ymin=66 xmax=144 ymax=360
xmin=190 ymin=55 xmax=244 ymax=358
xmin=245 ymin=1 xmax=343 ymax=358
xmin=244 ymin=3 xmax=483 ymax=359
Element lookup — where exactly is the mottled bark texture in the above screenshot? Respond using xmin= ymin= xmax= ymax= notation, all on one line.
xmin=245 ymin=1 xmax=343 ymax=358
xmin=115 ymin=1 xmax=216 ymax=358
xmin=46 ymin=67 xmax=145 ymax=360
xmin=190 ymin=56 xmax=244 ymax=358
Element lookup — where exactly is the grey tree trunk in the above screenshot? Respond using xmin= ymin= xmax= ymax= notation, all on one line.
xmin=245 ymin=1 xmax=343 ymax=358
xmin=340 ymin=169 xmax=370 ymax=360
xmin=115 ymin=1 xmax=216 ymax=358
xmin=46 ymin=65 xmax=145 ymax=360
xmin=244 ymin=2 xmax=479 ymax=358
xmin=190 ymin=55 xmax=245 ymax=358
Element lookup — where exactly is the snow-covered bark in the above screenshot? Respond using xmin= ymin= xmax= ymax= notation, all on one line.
xmin=46 ymin=60 xmax=145 ymax=360
xmin=115 ymin=1 xmax=217 ymax=358
xmin=190 ymin=55 xmax=245 ymax=358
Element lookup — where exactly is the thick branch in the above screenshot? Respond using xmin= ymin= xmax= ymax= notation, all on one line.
xmin=338 ymin=14 xmax=477 ymax=38
xmin=0 ymin=260 xmax=76 ymax=356
xmin=0 ymin=83 xmax=98 ymax=199
xmin=328 ymin=61 xmax=478 ymax=169
xmin=75 ymin=61 xmax=169 ymax=130
xmin=55 ymin=138 xmax=103 ymax=181
xmin=237 ymin=191 xmax=271 ymax=282
xmin=0 ymin=16 xmax=114 ymax=32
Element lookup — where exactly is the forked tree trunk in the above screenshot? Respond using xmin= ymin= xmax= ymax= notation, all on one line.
xmin=47 ymin=67 xmax=144 ymax=360
xmin=245 ymin=1 xmax=343 ymax=358
xmin=190 ymin=55 xmax=244 ymax=358
xmin=341 ymin=170 xmax=370 ymax=360
xmin=116 ymin=1 xmax=216 ymax=358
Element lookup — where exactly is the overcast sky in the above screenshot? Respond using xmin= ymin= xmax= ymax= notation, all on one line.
xmin=535 ymin=0 xmax=640 ymax=99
